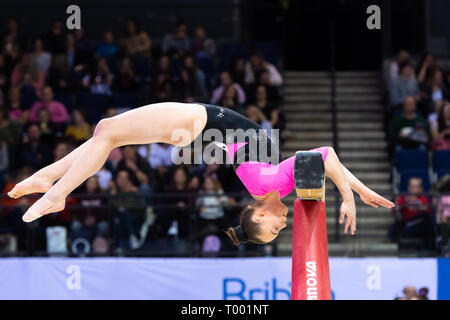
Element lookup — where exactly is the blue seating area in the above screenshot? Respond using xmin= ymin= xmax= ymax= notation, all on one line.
xmin=77 ymin=93 xmax=110 ymax=124
xmin=112 ymin=92 xmax=139 ymax=108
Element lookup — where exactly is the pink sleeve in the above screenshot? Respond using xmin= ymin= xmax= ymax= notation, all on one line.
xmin=50 ymin=102 xmax=69 ymax=123
xmin=28 ymin=102 xmax=42 ymax=122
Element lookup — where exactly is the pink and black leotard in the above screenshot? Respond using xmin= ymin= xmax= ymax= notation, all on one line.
xmin=187 ymin=104 xmax=329 ymax=198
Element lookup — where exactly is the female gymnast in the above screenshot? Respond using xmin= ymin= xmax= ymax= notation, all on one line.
xmin=7 ymin=102 xmax=395 ymax=245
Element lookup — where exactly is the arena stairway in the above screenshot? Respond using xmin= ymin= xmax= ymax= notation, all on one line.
xmin=276 ymin=71 xmax=398 ymax=257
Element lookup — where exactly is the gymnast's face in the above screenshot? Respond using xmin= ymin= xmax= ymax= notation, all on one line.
xmin=252 ymin=201 xmax=288 ymax=243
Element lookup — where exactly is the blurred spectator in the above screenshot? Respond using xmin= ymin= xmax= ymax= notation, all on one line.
xmin=389 ymin=177 xmax=434 ymax=249
xmin=53 ymin=140 xmax=71 ymax=162
xmin=420 ymin=66 xmax=450 ymax=117
xmin=245 ymin=52 xmax=282 ymax=87
xmin=0 ymin=54 xmax=7 ymax=100
xmin=96 ymin=30 xmax=118 ymax=59
xmin=121 ymin=18 xmax=151 ymax=58
xmin=389 ymin=61 xmax=420 ymax=109
xmin=65 ymin=108 xmax=91 ymax=142
xmin=7 ymin=86 xmax=27 ymax=123
xmin=139 ymin=142 xmax=174 ymax=169
xmin=183 ymin=55 xmax=207 ymax=94
xmin=386 ymin=49 xmax=410 ymax=88
xmin=247 ymin=69 xmax=282 ymax=105
xmin=2 ymin=18 xmax=26 ymax=58
xmin=82 ymin=58 xmax=114 ymax=95
xmin=191 ymin=26 xmax=216 ymax=57
xmin=437 ymin=175 xmax=450 ymax=255
xmin=219 ymin=85 xmax=244 ymax=114
xmin=162 ymin=19 xmax=190 ymax=57
xmin=229 ymin=57 xmax=246 ymax=88
xmin=402 ymin=286 xmax=419 ymax=300
xmin=29 ymin=37 xmax=52 ymax=77
xmin=416 ymin=52 xmax=435 ymax=85
xmin=151 ymin=55 xmax=172 ymax=102
xmin=44 ymin=20 xmax=66 ymax=55
xmin=116 ymin=145 xmax=154 ymax=193
xmin=108 ymin=169 xmax=147 ymax=251
xmin=71 ymin=176 xmax=109 ymax=253
xmin=211 ymin=71 xmax=246 ymax=105
xmin=114 ymin=57 xmax=140 ymax=92
xmin=430 ymin=102 xmax=450 ymax=151
xmin=18 ymin=123 xmax=51 ymax=170
xmin=254 ymin=85 xmax=284 ymax=132
xmin=245 ymin=105 xmax=272 ymax=136
xmin=35 ymin=108 xmax=59 ymax=145
xmin=28 ymin=86 xmax=69 ymax=125
xmin=0 ymin=107 xmax=21 ymax=170
xmin=173 ymin=68 xmax=207 ymax=102
xmin=388 ymin=96 xmax=429 ymax=151
xmin=418 ymin=287 xmax=429 ymax=300
xmin=74 ymin=28 xmax=95 ymax=66
xmin=10 ymin=53 xmax=45 ymax=92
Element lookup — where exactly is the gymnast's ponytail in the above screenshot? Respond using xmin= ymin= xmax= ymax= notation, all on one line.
xmin=223 ymin=203 xmax=265 ymax=246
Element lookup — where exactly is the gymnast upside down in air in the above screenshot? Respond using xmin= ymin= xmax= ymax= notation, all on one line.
xmin=7 ymin=102 xmax=395 ymax=245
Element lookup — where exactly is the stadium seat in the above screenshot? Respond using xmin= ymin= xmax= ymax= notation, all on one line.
xmin=132 ymin=57 xmax=151 ymax=82
xmin=78 ymin=93 xmax=110 ymax=124
xmin=433 ymin=150 xmax=450 ymax=173
xmin=54 ymin=93 xmax=74 ymax=113
xmin=112 ymin=92 xmax=139 ymax=108
xmin=196 ymin=54 xmax=214 ymax=89
xmin=394 ymin=149 xmax=428 ymax=171
xmin=399 ymin=169 xmax=431 ymax=192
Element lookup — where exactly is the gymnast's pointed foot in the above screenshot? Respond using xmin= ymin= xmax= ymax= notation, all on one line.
xmin=7 ymin=174 xmax=53 ymax=199
xmin=22 ymin=195 xmax=66 ymax=223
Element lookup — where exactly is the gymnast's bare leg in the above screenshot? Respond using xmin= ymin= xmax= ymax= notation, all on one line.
xmin=15 ymin=102 xmax=207 ymax=222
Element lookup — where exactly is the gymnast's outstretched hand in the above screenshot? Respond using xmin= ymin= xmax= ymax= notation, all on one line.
xmin=358 ymin=187 xmax=395 ymax=209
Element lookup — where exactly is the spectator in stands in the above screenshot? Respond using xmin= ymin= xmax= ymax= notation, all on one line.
xmin=402 ymin=286 xmax=419 ymax=300
xmin=44 ymin=20 xmax=66 ymax=55
xmin=245 ymin=105 xmax=272 ymax=136
xmin=121 ymin=18 xmax=151 ymax=58
xmin=229 ymin=57 xmax=246 ymax=88
xmin=416 ymin=52 xmax=435 ymax=85
xmin=108 ymin=169 xmax=147 ymax=251
xmin=183 ymin=55 xmax=207 ymax=94
xmin=0 ymin=106 xmax=21 ymax=152
xmin=247 ymin=69 xmax=282 ymax=105
xmin=82 ymin=57 xmax=114 ymax=96
xmin=173 ymin=68 xmax=207 ymax=102
xmin=245 ymin=52 xmax=282 ymax=87
xmin=29 ymin=37 xmax=52 ymax=77
xmin=2 ymin=18 xmax=26 ymax=58
xmin=151 ymin=55 xmax=172 ymax=102
xmin=18 ymin=123 xmax=51 ymax=169
xmin=53 ymin=140 xmax=71 ymax=162
xmin=6 ymin=87 xmax=27 ymax=123
xmin=74 ymin=28 xmax=95 ymax=66
xmin=96 ymin=30 xmax=118 ymax=59
xmin=431 ymin=102 xmax=450 ymax=151
xmin=210 ymin=71 xmax=246 ymax=105
xmin=64 ymin=33 xmax=84 ymax=73
xmin=389 ymin=61 xmax=420 ymax=109
xmin=191 ymin=26 xmax=216 ymax=58
xmin=35 ymin=108 xmax=59 ymax=146
xmin=420 ymin=66 xmax=450 ymax=117
xmin=116 ymin=145 xmax=154 ymax=194
xmin=10 ymin=53 xmax=45 ymax=92
xmin=0 ymin=54 xmax=7 ymax=100
xmin=65 ymin=108 xmax=91 ymax=143
xmin=388 ymin=96 xmax=430 ymax=151
xmin=114 ymin=57 xmax=140 ymax=92
xmin=162 ymin=19 xmax=190 ymax=57
xmin=28 ymin=86 xmax=69 ymax=125
xmin=386 ymin=49 xmax=410 ymax=88
xmin=254 ymin=85 xmax=284 ymax=132
xmin=71 ymin=176 xmax=109 ymax=252
xmin=436 ymin=175 xmax=450 ymax=256
xmin=219 ymin=85 xmax=244 ymax=114
xmin=389 ymin=177 xmax=434 ymax=249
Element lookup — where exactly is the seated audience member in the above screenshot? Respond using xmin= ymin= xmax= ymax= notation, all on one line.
xmin=7 ymin=87 xmax=27 ymax=123
xmin=35 ymin=108 xmax=60 ymax=145
xmin=108 ymin=169 xmax=147 ymax=251
xmin=254 ymin=85 xmax=285 ymax=132
xmin=18 ymin=123 xmax=52 ymax=169
xmin=29 ymin=37 xmax=52 ymax=77
xmin=245 ymin=105 xmax=272 ymax=136
xmin=182 ymin=55 xmax=207 ymax=94
xmin=71 ymin=176 xmax=109 ymax=253
xmin=386 ymin=50 xmax=410 ymax=88
xmin=436 ymin=175 xmax=450 ymax=255
xmin=138 ymin=143 xmax=174 ymax=169
xmin=245 ymin=52 xmax=282 ymax=87
xmin=161 ymin=19 xmax=190 ymax=58
xmin=44 ymin=20 xmax=66 ymax=55
xmin=191 ymin=26 xmax=216 ymax=57
xmin=388 ymin=96 xmax=430 ymax=152
xmin=121 ymin=18 xmax=151 ymax=58
xmin=388 ymin=177 xmax=433 ymax=249
xmin=173 ymin=68 xmax=207 ymax=102
xmin=416 ymin=52 xmax=435 ymax=85
xmin=28 ymin=86 xmax=69 ymax=126
xmin=247 ymin=69 xmax=282 ymax=105
xmin=82 ymin=57 xmax=114 ymax=96
xmin=65 ymin=108 xmax=91 ymax=142
xmin=229 ymin=57 xmax=246 ymax=88
xmin=53 ymin=140 xmax=71 ymax=162
xmin=430 ymin=102 xmax=450 ymax=151
xmin=210 ymin=71 xmax=246 ymax=105
xmin=389 ymin=61 xmax=420 ymax=110
xmin=116 ymin=145 xmax=154 ymax=193
xmin=10 ymin=53 xmax=45 ymax=92
xmin=219 ymin=85 xmax=244 ymax=114
xmin=0 ymin=107 xmax=21 ymax=147
xmin=74 ymin=28 xmax=95 ymax=66
xmin=150 ymin=55 xmax=172 ymax=103
xmin=114 ymin=57 xmax=140 ymax=92
xmin=96 ymin=30 xmax=118 ymax=59
xmin=420 ymin=66 xmax=450 ymax=117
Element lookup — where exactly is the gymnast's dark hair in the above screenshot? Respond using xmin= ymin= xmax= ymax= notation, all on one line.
xmin=223 ymin=203 xmax=265 ymax=246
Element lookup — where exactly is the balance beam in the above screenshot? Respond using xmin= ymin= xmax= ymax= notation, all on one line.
xmin=291 ymin=151 xmax=331 ymax=300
